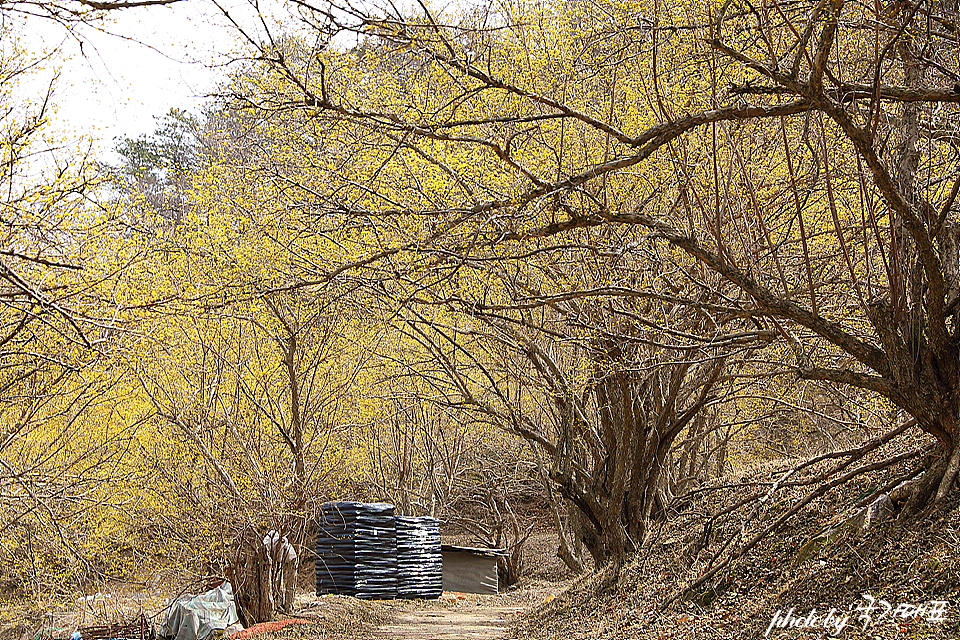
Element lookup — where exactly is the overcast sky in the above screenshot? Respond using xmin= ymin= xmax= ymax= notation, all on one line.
xmin=14 ymin=0 xmax=421 ymax=163
xmin=20 ymin=0 xmax=287 ymax=157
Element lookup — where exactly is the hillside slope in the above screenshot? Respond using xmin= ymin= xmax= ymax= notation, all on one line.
xmin=515 ymin=463 xmax=960 ymax=640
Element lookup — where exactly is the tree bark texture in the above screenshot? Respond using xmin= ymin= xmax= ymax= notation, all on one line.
xmin=235 ymin=532 xmax=298 ymax=626
xmin=236 ymin=546 xmax=274 ymax=627
xmin=548 ymin=336 xmax=726 ymax=567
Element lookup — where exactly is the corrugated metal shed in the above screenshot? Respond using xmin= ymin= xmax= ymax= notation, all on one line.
xmin=440 ymin=545 xmax=506 ymax=595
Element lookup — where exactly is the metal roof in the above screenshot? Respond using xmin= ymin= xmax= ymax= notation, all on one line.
xmin=440 ymin=544 xmax=508 ymax=557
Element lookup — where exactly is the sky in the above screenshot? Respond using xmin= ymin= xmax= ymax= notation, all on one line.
xmin=19 ymin=0 xmax=288 ymax=157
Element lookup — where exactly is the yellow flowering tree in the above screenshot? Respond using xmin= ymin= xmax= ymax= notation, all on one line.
xmin=208 ymin=0 xmax=960 ymax=582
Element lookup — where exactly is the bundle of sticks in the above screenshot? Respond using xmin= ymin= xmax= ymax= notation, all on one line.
xmin=78 ymin=614 xmax=156 ymax=640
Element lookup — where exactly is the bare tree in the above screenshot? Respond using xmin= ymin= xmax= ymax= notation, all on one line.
xmin=365 ymin=235 xmax=756 ymax=570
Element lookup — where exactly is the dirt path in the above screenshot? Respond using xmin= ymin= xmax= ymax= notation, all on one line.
xmin=293 ymin=583 xmax=557 ymax=639
xmin=371 ymin=604 xmax=523 ymax=639
xmin=361 ymin=586 xmax=556 ymax=640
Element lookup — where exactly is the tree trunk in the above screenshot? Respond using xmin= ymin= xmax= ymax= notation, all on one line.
xmin=548 ymin=339 xmax=725 ymax=568
xmin=235 ymin=533 xmax=298 ymax=625
xmin=532 ymin=444 xmax=584 ymax=573
xmin=236 ymin=545 xmax=274 ymax=627
xmin=283 ymin=333 xmax=306 ymax=494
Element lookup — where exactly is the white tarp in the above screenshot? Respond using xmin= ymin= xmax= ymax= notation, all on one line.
xmin=159 ymin=583 xmax=239 ymax=640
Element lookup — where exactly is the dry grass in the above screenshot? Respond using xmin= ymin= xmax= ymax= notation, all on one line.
xmin=514 ymin=460 xmax=960 ymax=640
xmin=6 ymin=454 xmax=960 ymax=640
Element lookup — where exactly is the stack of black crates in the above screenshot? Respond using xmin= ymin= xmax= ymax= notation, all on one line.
xmin=396 ymin=515 xmax=443 ymax=599
xmin=315 ymin=502 xmax=398 ymax=599
xmin=315 ymin=502 xmax=442 ymax=600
